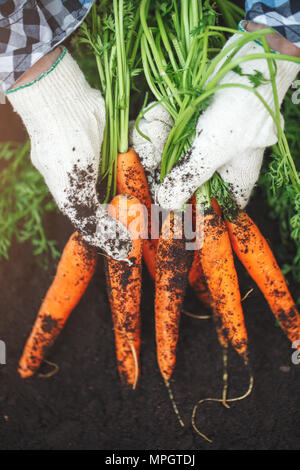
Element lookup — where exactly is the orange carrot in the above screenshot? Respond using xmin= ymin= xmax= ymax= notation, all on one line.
xmin=117 ymin=148 xmax=158 ymax=278
xmin=142 ymin=238 xmax=158 ymax=280
xmin=211 ymin=197 xmax=222 ymax=216
xmin=155 ymin=211 xmax=192 ymax=381
xmin=187 ymin=195 xmax=210 ymax=308
xmin=226 ymin=210 xmax=300 ymax=344
xmin=196 ymin=202 xmax=248 ymax=362
xmin=105 ymin=194 xmax=145 ymax=388
xmin=188 ymin=195 xmax=211 ymax=307
xmin=117 ymin=149 xmax=152 ymax=213
xmin=18 ymin=233 xmax=97 ymax=378
xmin=189 ymin=252 xmax=211 ymax=309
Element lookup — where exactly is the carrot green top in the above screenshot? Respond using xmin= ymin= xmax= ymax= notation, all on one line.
xmin=79 ymin=0 xmax=142 ymax=202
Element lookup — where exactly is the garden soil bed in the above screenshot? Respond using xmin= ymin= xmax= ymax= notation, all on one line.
xmin=0 ymin=101 xmax=299 ymax=451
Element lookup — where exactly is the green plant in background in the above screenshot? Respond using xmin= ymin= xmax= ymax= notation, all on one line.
xmin=0 ymin=141 xmax=59 ymax=266
xmin=215 ymin=0 xmax=244 ymax=29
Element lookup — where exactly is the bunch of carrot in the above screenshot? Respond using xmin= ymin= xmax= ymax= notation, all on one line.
xmin=139 ymin=0 xmax=300 ymax=386
xmin=192 ymin=188 xmax=300 ymax=368
xmin=18 ymin=0 xmax=155 ymax=388
xmin=18 ymin=0 xmax=300 ymax=412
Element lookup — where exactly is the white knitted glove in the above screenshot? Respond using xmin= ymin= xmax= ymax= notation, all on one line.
xmin=129 ymin=102 xmax=173 ymax=199
xmin=7 ymin=48 xmax=132 ymax=261
xmin=156 ymin=35 xmax=300 ymax=210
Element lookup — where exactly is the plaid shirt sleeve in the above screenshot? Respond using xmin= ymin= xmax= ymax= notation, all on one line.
xmin=246 ymin=1 xmax=300 ymax=47
xmin=1 ymin=1 xmax=300 ymax=93
xmin=0 ymin=0 xmax=94 ymax=92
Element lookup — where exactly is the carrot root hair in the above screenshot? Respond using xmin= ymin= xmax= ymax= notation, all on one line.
xmin=192 ymin=358 xmax=254 ymax=444
xmin=164 ymin=379 xmax=185 ymax=428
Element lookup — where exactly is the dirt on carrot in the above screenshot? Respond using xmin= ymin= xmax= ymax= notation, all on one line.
xmin=197 ymin=204 xmax=248 ymax=363
xmin=155 ymin=211 xmax=193 ymax=382
xmin=105 ymin=194 xmax=145 ymax=388
xmin=226 ymin=210 xmax=300 ymax=346
xmin=189 ymin=252 xmax=211 ymax=309
xmin=117 ymin=148 xmax=159 ymax=278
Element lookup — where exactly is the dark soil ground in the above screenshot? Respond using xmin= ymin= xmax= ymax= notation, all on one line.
xmin=1 ymin=100 xmax=300 ymax=451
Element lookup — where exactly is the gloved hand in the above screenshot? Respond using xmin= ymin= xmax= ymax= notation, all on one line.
xmin=129 ymin=102 xmax=173 ymax=199
xmin=134 ymin=36 xmax=300 ymax=211
xmin=7 ymin=48 xmax=131 ymax=260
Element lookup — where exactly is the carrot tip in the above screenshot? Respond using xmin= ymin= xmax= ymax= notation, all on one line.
xmin=18 ymin=366 xmax=34 ymax=379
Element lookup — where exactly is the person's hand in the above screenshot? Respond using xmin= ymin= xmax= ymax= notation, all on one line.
xmin=155 ymin=35 xmax=300 ymax=210
xmin=7 ymin=48 xmax=131 ymax=260
xmin=129 ymin=102 xmax=173 ymax=198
